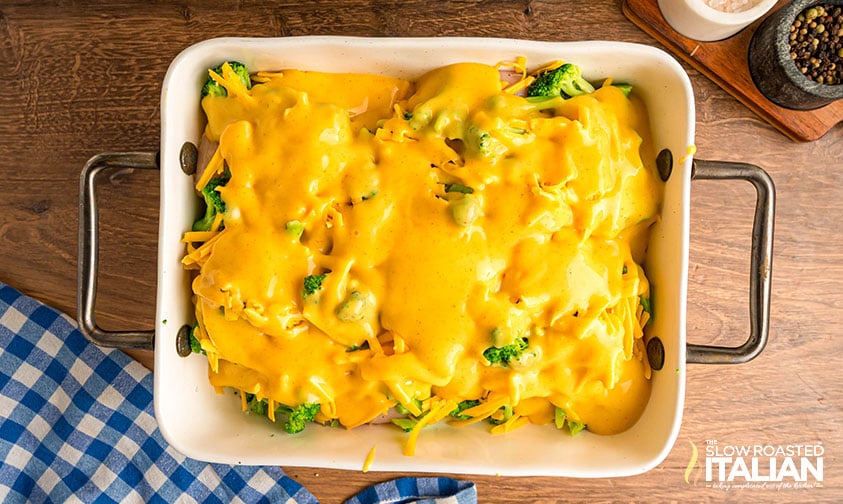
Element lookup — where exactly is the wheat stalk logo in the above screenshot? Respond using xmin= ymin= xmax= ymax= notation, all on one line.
xmin=685 ymin=440 xmax=701 ymax=485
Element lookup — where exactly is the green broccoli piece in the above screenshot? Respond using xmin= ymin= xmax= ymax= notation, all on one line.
xmin=463 ymin=118 xmax=535 ymax=161
xmin=394 ymin=398 xmax=423 ymax=416
xmin=407 ymin=109 xmax=433 ymax=131
xmin=450 ymin=399 xmax=481 ymax=420
xmin=335 ymin=291 xmax=369 ymax=322
xmin=201 ymin=61 xmax=252 ymax=98
xmin=243 ymin=395 xmax=321 ymax=434
xmin=483 ymin=337 xmax=528 ymax=366
xmin=391 ymin=398 xmax=435 ymax=431
xmin=554 ymin=406 xmax=567 ymax=429
xmin=391 ymin=418 xmax=418 ymax=432
xmin=522 ymin=95 xmax=567 ymax=113
xmin=285 ymin=220 xmax=304 ymax=239
xmin=246 ymin=395 xmax=269 ymax=416
xmin=567 ymin=420 xmax=586 ymax=436
xmin=640 ymin=295 xmax=651 ymax=315
xmin=188 ymin=324 xmax=206 ymax=355
xmin=526 ymin=63 xmax=595 ymax=99
xmin=640 ymin=295 xmax=652 ymax=325
xmin=466 ymin=126 xmax=494 ymax=156
xmin=488 ymin=404 xmax=514 ymax=425
xmin=192 ymin=172 xmax=230 ymax=231
xmin=303 ymin=273 xmax=327 ymax=296
xmin=554 ymin=407 xmax=587 ymax=436
xmin=464 ymin=124 xmax=508 ymax=159
xmin=444 ymin=183 xmax=474 ymax=194
xmin=279 ymin=403 xmax=321 ymax=434
xmin=613 ymin=83 xmax=633 ymax=97
xmin=448 ymin=194 xmax=482 ymax=227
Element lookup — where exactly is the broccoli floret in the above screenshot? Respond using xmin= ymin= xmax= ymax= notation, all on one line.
xmin=640 ymin=295 xmax=651 ymax=315
xmin=443 ymin=183 xmax=474 ymax=195
xmin=554 ymin=406 xmax=567 ymax=429
xmin=192 ymin=172 xmax=230 ymax=231
xmin=394 ymin=398 xmax=423 ymax=416
xmin=335 ymin=291 xmax=369 ymax=322
xmin=247 ymin=395 xmax=269 ymax=416
xmin=450 ymin=399 xmax=481 ymax=420
xmin=189 ymin=334 xmax=202 ymax=354
xmin=464 ymin=124 xmax=507 ymax=159
xmin=280 ymin=403 xmax=321 ymax=434
xmin=303 ymin=273 xmax=327 ymax=296
xmin=526 ymin=63 xmax=595 ymax=99
xmin=285 ymin=220 xmax=304 ymax=239
xmin=468 ymin=128 xmax=494 ymax=155
xmin=406 ymin=102 xmax=466 ymax=137
xmin=243 ymin=396 xmax=321 ymax=434
xmin=391 ymin=398 xmax=433 ymax=431
xmin=391 ymin=418 xmax=418 ymax=432
xmin=463 ymin=119 xmax=534 ymax=161
xmin=448 ymin=194 xmax=481 ymax=227
xmin=522 ymin=95 xmax=567 ymax=112
xmin=483 ymin=337 xmax=528 ymax=366
xmin=488 ymin=404 xmax=514 ymax=425
xmin=613 ymin=83 xmax=633 ymax=97
xmin=640 ymin=295 xmax=652 ymax=325
xmin=407 ymin=109 xmax=433 ymax=131
xmin=201 ymin=61 xmax=252 ymax=97
xmin=554 ymin=407 xmax=587 ymax=436
xmin=567 ymin=420 xmax=586 ymax=436
xmin=188 ymin=324 xmax=206 ymax=355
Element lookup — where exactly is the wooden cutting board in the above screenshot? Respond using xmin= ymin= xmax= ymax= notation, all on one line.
xmin=622 ymin=0 xmax=843 ymax=142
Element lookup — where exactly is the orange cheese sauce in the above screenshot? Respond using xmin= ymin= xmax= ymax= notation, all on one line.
xmin=186 ymin=62 xmax=663 ymax=436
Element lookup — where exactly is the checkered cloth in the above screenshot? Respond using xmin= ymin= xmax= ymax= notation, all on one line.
xmin=343 ymin=477 xmax=476 ymax=504
xmin=0 ymin=282 xmax=476 ymax=503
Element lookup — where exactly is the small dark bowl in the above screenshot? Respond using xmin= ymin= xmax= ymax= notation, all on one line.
xmin=749 ymin=0 xmax=843 ymax=110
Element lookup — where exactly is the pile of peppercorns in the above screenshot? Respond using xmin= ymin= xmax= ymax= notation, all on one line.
xmin=789 ymin=4 xmax=843 ymax=85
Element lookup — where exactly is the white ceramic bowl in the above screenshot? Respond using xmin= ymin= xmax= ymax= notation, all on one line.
xmin=153 ymin=36 xmax=695 ymax=477
xmin=658 ymin=0 xmax=778 ymax=41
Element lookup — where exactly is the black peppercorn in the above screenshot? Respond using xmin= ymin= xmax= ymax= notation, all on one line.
xmin=789 ymin=4 xmax=843 ymax=85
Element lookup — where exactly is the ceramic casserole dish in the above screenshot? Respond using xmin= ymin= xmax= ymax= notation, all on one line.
xmin=77 ymin=36 xmax=775 ymax=477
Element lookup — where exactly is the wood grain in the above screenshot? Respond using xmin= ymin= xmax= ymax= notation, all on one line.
xmin=1 ymin=1 xmax=841 ymax=502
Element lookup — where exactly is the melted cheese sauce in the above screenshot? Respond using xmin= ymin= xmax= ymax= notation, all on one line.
xmin=186 ymin=62 xmax=663 ymax=436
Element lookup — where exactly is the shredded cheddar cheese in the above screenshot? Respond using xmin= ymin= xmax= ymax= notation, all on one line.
xmin=362 ymin=445 xmax=376 ymax=473
xmin=680 ymin=144 xmax=697 ymax=164
xmin=185 ymin=59 xmax=664 ymax=451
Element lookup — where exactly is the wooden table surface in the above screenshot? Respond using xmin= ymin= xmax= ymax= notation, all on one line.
xmin=1 ymin=1 xmax=841 ymax=502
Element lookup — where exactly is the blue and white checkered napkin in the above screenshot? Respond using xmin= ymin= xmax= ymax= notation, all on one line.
xmin=344 ymin=477 xmax=476 ymax=504
xmin=0 ymin=282 xmax=476 ymax=504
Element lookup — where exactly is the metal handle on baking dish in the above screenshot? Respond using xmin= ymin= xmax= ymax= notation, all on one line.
xmin=686 ymin=159 xmax=775 ymax=365
xmin=78 ymin=151 xmax=159 ymax=350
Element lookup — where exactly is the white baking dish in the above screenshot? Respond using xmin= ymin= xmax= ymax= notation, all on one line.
xmin=77 ymin=36 xmax=774 ymax=477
